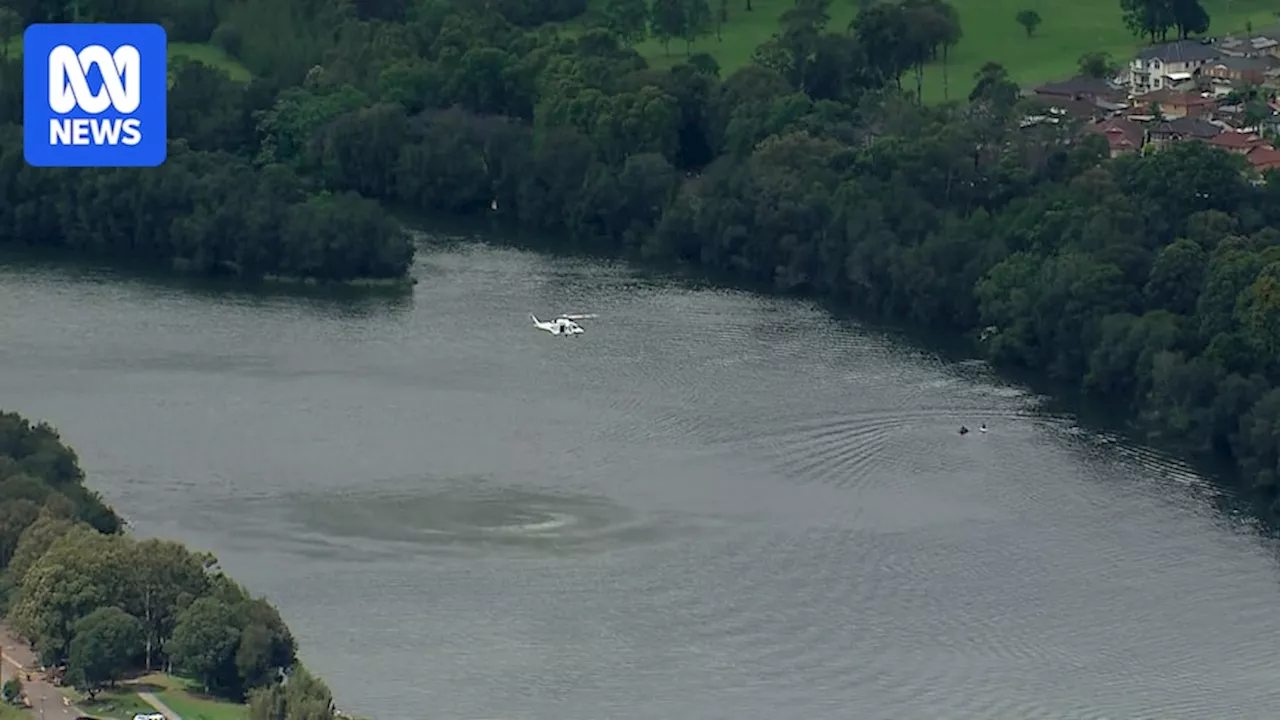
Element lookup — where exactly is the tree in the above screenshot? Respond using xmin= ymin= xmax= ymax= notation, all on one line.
xmin=1077 ymin=51 xmax=1118 ymax=78
xmin=65 ymin=607 xmax=145 ymax=700
xmin=603 ymin=0 xmax=648 ymax=45
xmin=931 ymin=0 xmax=963 ymax=100
xmin=168 ymin=597 xmax=242 ymax=695
xmin=247 ymin=665 xmax=336 ymax=720
xmin=0 ymin=8 xmax=19 ymax=62
xmin=1171 ymin=0 xmax=1209 ymax=39
xmin=1121 ymin=0 xmax=1173 ymax=42
xmin=681 ymin=0 xmax=714 ymax=54
xmin=1 ymin=676 xmax=21 ymax=703
xmin=1144 ymin=237 xmax=1207 ymax=314
xmin=650 ymin=0 xmax=686 ymax=55
xmin=969 ymin=61 xmax=1019 ymax=113
xmin=9 ymin=526 xmax=131 ymax=666
xmin=124 ymin=538 xmax=214 ymax=671
xmin=773 ymin=0 xmax=832 ymax=90
xmin=1015 ymin=9 xmax=1041 ymax=36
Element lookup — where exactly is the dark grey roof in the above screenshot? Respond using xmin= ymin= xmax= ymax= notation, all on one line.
xmin=1205 ymin=55 xmax=1275 ymax=71
xmin=1151 ymin=116 xmax=1222 ymax=138
xmin=1033 ymin=76 xmax=1115 ymax=97
xmin=1135 ymin=40 xmax=1222 ymax=62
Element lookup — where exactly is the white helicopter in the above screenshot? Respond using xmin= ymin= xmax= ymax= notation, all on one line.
xmin=531 ymin=313 xmax=597 ymax=336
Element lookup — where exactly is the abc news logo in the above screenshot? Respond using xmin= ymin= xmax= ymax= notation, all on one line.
xmin=48 ymin=44 xmax=143 ymax=146
xmin=23 ymin=23 xmax=168 ymax=168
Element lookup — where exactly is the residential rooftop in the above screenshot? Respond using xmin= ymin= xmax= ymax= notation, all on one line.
xmin=1135 ymin=39 xmax=1223 ymax=63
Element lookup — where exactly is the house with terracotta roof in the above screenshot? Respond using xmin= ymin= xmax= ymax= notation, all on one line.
xmin=1209 ymin=131 xmax=1272 ymax=154
xmin=1083 ymin=116 xmax=1145 ymax=156
xmin=1138 ymin=89 xmax=1217 ymax=118
xmin=1245 ymin=145 xmax=1280 ymax=173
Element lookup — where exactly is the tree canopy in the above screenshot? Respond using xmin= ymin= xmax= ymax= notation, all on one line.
xmin=0 ymin=410 xmax=348 ymax=718
xmin=1 ymin=0 xmax=1278 ymax=513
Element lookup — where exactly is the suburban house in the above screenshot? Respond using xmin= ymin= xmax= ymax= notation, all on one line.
xmin=1127 ymin=39 xmax=1222 ymax=94
xmin=1201 ymin=56 xmax=1278 ymax=88
xmin=1083 ymin=116 xmax=1145 ymax=156
xmin=1137 ymin=88 xmax=1216 ymax=118
xmin=1146 ymin=115 xmax=1222 ymax=146
xmin=1029 ymin=76 xmax=1129 ymax=122
xmin=1213 ymin=28 xmax=1280 ymax=59
xmin=1246 ymin=145 xmax=1280 ymax=172
xmin=1208 ymin=131 xmax=1272 ymax=154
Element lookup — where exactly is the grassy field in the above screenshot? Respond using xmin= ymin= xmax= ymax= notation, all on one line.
xmin=0 ymin=704 xmax=26 ymax=720
xmin=136 ymin=673 xmax=248 ymax=720
xmin=629 ymin=0 xmax=1279 ymax=101
xmin=59 ymin=673 xmax=247 ymax=720
xmin=2 ymin=35 xmax=251 ymax=82
xmin=64 ymin=685 xmax=158 ymax=720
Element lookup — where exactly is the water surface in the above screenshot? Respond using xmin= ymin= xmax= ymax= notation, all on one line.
xmin=2 ymin=241 xmax=1278 ymax=719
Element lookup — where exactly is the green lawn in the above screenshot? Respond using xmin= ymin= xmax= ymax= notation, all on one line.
xmin=65 ymin=685 xmax=157 ymax=720
xmin=2 ymin=35 xmax=251 ymax=82
xmin=136 ymin=673 xmax=248 ymax=720
xmin=628 ymin=0 xmax=1279 ymax=101
xmin=0 ymin=703 xmax=26 ymax=720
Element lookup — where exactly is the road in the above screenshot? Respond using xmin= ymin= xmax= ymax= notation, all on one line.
xmin=0 ymin=623 xmax=83 ymax=719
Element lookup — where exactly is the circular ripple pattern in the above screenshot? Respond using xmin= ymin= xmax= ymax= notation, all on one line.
xmin=6 ymin=246 xmax=1280 ymax=720
xmin=279 ymin=481 xmax=675 ymax=556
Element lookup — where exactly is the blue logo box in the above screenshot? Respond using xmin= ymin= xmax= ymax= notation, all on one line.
xmin=23 ymin=23 xmax=168 ymax=168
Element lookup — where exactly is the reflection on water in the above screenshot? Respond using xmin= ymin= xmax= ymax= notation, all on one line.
xmin=2 ymin=242 xmax=1280 ymax=720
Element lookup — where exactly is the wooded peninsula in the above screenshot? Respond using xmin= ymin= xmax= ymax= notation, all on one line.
xmin=0 ymin=0 xmax=1277 ymax=568
xmin=0 ymin=411 xmax=357 ymax=719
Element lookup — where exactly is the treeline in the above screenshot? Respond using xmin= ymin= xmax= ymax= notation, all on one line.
xmin=1120 ymin=0 xmax=1210 ymax=42
xmin=0 ymin=410 xmax=350 ymax=719
xmin=0 ymin=8 xmax=412 ymax=283
xmin=2 ymin=0 xmax=1278 ymax=498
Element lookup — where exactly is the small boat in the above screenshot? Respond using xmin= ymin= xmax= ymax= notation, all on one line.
xmin=959 ymin=426 xmax=969 ymax=435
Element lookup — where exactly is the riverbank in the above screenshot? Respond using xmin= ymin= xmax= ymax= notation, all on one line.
xmin=0 ymin=410 xmax=349 ymax=720
xmin=1 ymin=623 xmax=248 ymax=720
xmin=441 ymin=217 xmax=1276 ymax=521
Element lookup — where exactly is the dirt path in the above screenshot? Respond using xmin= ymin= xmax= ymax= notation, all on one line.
xmin=0 ymin=622 xmax=83 ymax=719
xmin=136 ymin=691 xmax=181 ymax=719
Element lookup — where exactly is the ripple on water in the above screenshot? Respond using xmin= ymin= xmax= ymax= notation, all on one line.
xmin=738 ymin=406 xmax=1061 ymax=489
xmin=242 ymin=478 xmax=690 ymax=559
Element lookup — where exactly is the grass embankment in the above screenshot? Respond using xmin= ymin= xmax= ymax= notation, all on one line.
xmin=3 ymin=35 xmax=252 ymax=83
xmin=0 ymin=704 xmax=27 ymax=720
xmin=66 ymin=685 xmax=157 ymax=719
xmin=136 ymin=673 xmax=247 ymax=720
xmin=620 ymin=0 xmax=1278 ymax=101
xmin=65 ymin=673 xmax=247 ymax=720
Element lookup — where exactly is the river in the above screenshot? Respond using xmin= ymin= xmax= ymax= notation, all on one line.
xmin=3 ymin=239 xmax=1280 ymax=720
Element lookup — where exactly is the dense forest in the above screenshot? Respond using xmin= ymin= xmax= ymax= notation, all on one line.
xmin=0 ymin=410 xmax=351 ymax=719
xmin=0 ymin=0 xmax=1277 ymax=506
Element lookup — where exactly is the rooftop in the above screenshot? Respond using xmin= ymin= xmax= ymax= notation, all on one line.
xmin=1033 ymin=76 xmax=1118 ymax=98
xmin=1208 ymin=132 xmax=1269 ymax=149
xmin=1247 ymin=146 xmax=1280 ymax=170
xmin=1149 ymin=116 xmax=1222 ymax=138
xmin=1205 ymin=55 xmax=1278 ymax=71
xmin=1141 ymin=89 xmax=1216 ymax=107
xmin=1084 ymin=116 xmax=1145 ymax=151
xmin=1135 ymin=39 xmax=1223 ymax=63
